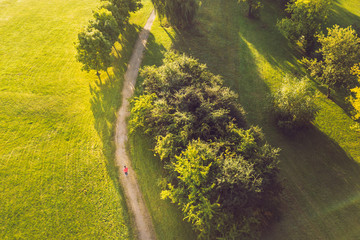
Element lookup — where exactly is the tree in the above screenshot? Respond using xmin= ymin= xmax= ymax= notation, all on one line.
xmin=75 ymin=27 xmax=112 ymax=79
xmin=151 ymin=0 xmax=198 ymax=28
xmin=161 ymin=140 xmax=221 ymax=239
xmin=99 ymin=1 xmax=126 ymax=29
xmin=350 ymin=64 xmax=360 ymax=120
xmin=130 ymin=52 xmax=281 ymax=239
xmin=238 ymin=0 xmax=263 ymax=18
xmin=110 ymin=0 xmax=142 ymax=15
xmin=303 ymin=25 xmax=360 ymax=97
xmin=271 ymin=76 xmax=319 ymax=131
xmin=91 ymin=8 xmax=120 ymax=44
xmin=277 ymin=0 xmax=331 ymax=54
xmin=101 ymin=0 xmax=142 ymax=24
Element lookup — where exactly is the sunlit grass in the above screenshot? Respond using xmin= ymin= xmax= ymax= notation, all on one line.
xmin=0 ymin=0 xmax=152 ymax=238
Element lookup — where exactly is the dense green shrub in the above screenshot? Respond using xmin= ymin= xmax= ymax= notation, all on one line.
xmin=130 ymin=52 xmax=282 ymax=239
xmin=272 ymin=76 xmax=319 ymax=131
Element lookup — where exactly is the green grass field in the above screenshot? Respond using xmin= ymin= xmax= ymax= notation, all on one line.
xmin=131 ymin=0 xmax=360 ymax=239
xmin=0 ymin=0 xmax=152 ymax=238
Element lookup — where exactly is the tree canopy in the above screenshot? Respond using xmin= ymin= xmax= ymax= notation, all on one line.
xmin=130 ymin=52 xmax=282 ymax=239
xmin=75 ymin=27 xmax=112 ymax=78
xmin=277 ymin=0 xmax=331 ymax=54
xmin=303 ymin=25 xmax=360 ymax=97
xmin=91 ymin=8 xmax=120 ymax=44
xmin=76 ymin=0 xmax=142 ymax=77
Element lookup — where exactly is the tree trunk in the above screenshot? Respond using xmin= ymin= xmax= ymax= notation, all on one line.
xmin=327 ymin=85 xmax=331 ymax=98
xmin=248 ymin=3 xmax=252 ymax=18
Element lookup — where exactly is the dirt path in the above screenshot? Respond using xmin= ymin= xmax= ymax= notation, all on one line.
xmin=115 ymin=10 xmax=156 ymax=240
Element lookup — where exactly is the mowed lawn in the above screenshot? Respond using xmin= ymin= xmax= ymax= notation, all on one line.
xmin=131 ymin=0 xmax=360 ymax=239
xmin=0 ymin=0 xmax=152 ymax=238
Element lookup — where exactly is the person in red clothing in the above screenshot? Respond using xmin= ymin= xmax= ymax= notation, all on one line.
xmin=123 ymin=165 xmax=128 ymax=176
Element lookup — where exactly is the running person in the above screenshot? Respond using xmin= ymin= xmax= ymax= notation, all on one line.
xmin=123 ymin=165 xmax=128 ymax=176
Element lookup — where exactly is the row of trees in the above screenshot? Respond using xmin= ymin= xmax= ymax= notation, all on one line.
xmin=75 ymin=0 xmax=141 ymax=79
xmin=277 ymin=0 xmax=360 ymax=119
xmin=130 ymin=52 xmax=282 ymax=239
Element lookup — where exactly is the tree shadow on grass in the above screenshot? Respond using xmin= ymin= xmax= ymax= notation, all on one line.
xmin=133 ymin=31 xmax=167 ymax=96
xmin=314 ymin=83 xmax=357 ymax=118
xmin=170 ymin=0 xmax=272 ymax=125
xmin=141 ymin=31 xmax=167 ymax=68
xmin=329 ymin=0 xmax=360 ymax=29
xmin=235 ymin=1 xmax=306 ymax=76
xmin=262 ymin=124 xmax=360 ymax=240
xmin=88 ymin=23 xmax=143 ymax=234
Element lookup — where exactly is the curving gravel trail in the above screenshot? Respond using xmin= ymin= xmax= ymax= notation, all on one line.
xmin=115 ymin=10 xmax=157 ymax=240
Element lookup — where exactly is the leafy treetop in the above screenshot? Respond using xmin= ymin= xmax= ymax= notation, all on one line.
xmin=277 ymin=0 xmax=331 ymax=54
xmin=130 ymin=52 xmax=282 ymax=239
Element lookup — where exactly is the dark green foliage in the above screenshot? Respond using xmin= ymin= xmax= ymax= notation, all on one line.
xmin=271 ymin=76 xmax=320 ymax=131
xmin=151 ymin=0 xmax=198 ymax=28
xmin=138 ymin=52 xmax=247 ymax=145
xmin=76 ymin=0 xmax=142 ymax=77
xmin=303 ymin=25 xmax=360 ymax=97
xmin=130 ymin=53 xmax=281 ymax=239
xmin=277 ymin=0 xmax=331 ymax=54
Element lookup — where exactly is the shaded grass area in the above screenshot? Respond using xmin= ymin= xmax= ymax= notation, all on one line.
xmin=330 ymin=0 xmax=360 ymax=28
xmin=0 ymin=0 xmax=152 ymax=238
xmin=130 ymin=0 xmax=360 ymax=239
